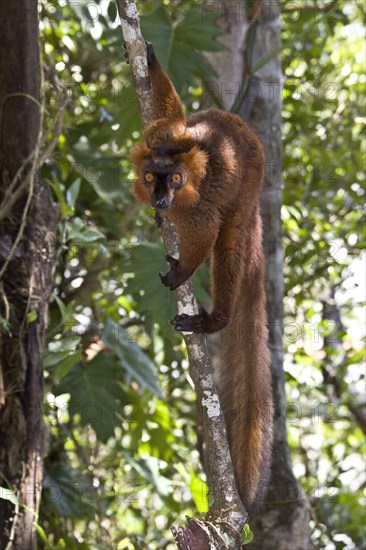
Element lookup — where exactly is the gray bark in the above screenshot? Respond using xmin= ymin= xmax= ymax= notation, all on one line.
xmin=0 ymin=1 xmax=59 ymax=547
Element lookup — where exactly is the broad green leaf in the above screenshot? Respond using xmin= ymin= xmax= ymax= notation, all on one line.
xmin=43 ymin=462 xmax=94 ymax=518
xmin=127 ymin=455 xmax=171 ymax=498
xmin=122 ymin=242 xmax=210 ymax=338
xmin=121 ymin=243 xmax=177 ymax=341
xmin=54 ymin=352 xmax=129 ymax=442
xmin=140 ymin=6 xmax=224 ymax=89
xmin=43 ymin=350 xmax=75 ymax=368
xmin=140 ymin=400 xmax=175 ymax=461
xmin=174 ymin=9 xmax=224 ymax=52
xmin=55 ymin=350 xmax=83 ymax=379
xmin=102 ymin=317 xmax=162 ymax=397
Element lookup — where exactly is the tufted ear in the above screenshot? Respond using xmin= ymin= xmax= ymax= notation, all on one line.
xmin=181 ymin=145 xmax=208 ymax=186
xmin=129 ymin=141 xmax=151 ymax=166
xmin=130 ymin=142 xmax=152 ymax=205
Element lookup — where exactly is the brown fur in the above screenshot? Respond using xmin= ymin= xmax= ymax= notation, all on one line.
xmin=130 ymin=44 xmax=273 ymax=516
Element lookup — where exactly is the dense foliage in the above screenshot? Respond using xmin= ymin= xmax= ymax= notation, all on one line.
xmin=31 ymin=0 xmax=365 ymax=548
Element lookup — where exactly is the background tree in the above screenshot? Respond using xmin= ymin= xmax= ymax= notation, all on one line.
xmin=203 ymin=1 xmax=311 ymax=546
xmin=0 ymin=1 xmax=59 ymax=547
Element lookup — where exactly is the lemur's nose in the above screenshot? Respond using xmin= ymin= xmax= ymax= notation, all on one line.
xmin=151 ymin=196 xmax=170 ymax=209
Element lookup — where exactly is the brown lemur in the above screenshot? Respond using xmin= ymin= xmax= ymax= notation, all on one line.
xmin=130 ymin=42 xmax=273 ymax=517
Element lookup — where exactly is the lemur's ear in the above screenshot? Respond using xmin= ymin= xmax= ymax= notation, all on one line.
xmin=180 ymin=146 xmax=208 ymax=185
xmin=129 ymin=141 xmax=151 ymax=165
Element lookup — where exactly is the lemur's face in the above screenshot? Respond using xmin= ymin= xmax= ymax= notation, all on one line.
xmin=131 ymin=141 xmax=208 ymax=209
xmin=143 ymin=155 xmax=187 ymax=209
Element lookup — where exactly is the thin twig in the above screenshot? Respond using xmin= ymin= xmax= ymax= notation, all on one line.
xmin=0 ymin=94 xmax=69 ymax=222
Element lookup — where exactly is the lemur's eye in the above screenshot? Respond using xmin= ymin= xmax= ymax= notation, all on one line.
xmin=145 ymin=172 xmax=154 ymax=183
xmin=172 ymin=173 xmax=182 ymax=184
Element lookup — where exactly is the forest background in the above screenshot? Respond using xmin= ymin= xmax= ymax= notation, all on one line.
xmin=0 ymin=0 xmax=364 ymax=549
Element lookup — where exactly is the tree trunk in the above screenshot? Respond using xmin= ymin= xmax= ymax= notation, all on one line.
xmin=239 ymin=3 xmax=311 ymax=548
xmin=206 ymin=1 xmax=311 ymax=547
xmin=0 ymin=1 xmax=59 ymax=548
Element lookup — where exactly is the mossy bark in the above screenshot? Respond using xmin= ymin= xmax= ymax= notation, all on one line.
xmin=0 ymin=2 xmax=59 ymax=547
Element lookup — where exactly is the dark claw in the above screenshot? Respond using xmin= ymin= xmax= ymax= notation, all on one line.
xmin=159 ymin=271 xmax=175 ymax=290
xmin=165 ymin=254 xmax=179 ymax=267
xmin=159 ymin=256 xmax=192 ymax=291
xmin=159 ymin=271 xmax=168 ymax=285
xmin=171 ymin=313 xmax=206 ymax=333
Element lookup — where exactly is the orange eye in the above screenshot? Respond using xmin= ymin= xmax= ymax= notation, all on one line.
xmin=172 ymin=173 xmax=182 ymax=184
xmin=145 ymin=172 xmax=154 ymax=183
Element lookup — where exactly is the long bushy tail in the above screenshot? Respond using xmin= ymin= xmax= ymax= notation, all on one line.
xmin=216 ymin=208 xmax=273 ymax=517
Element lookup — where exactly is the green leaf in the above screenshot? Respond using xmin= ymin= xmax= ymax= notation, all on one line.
xmin=0 ymin=316 xmax=10 ymax=333
xmin=127 ymin=455 xmax=171 ymax=498
xmin=102 ymin=317 xmax=162 ymax=397
xmin=49 ymin=177 xmax=73 ymax=218
xmin=140 ymin=400 xmax=174 ymax=461
xmin=121 ymin=243 xmax=177 ymax=340
xmin=43 ymin=462 xmax=94 ymax=518
xmin=53 ymin=294 xmax=76 ymax=324
xmin=0 ymin=487 xmax=18 ymax=505
xmin=44 ymin=350 xmax=75 ymax=368
xmin=189 ymin=471 xmax=208 ymax=514
xmin=54 ymin=351 xmax=129 ymax=442
xmin=107 ymin=0 xmax=117 ymax=23
xmin=242 ymin=524 xmax=254 ymax=545
xmin=174 ymin=9 xmax=224 ymax=52
xmin=26 ymin=310 xmax=38 ymax=323
xmin=55 ymin=350 xmax=83 ymax=379
xmin=66 ymin=178 xmax=81 ymax=207
xmin=140 ymin=6 xmax=224 ymax=89
xmin=67 ymin=218 xmax=105 ymax=244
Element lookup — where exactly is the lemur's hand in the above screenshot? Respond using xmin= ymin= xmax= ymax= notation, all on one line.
xmin=159 ymin=255 xmax=193 ymax=291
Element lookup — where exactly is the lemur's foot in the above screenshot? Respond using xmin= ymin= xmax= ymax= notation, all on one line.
xmin=171 ymin=307 xmax=230 ymax=334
